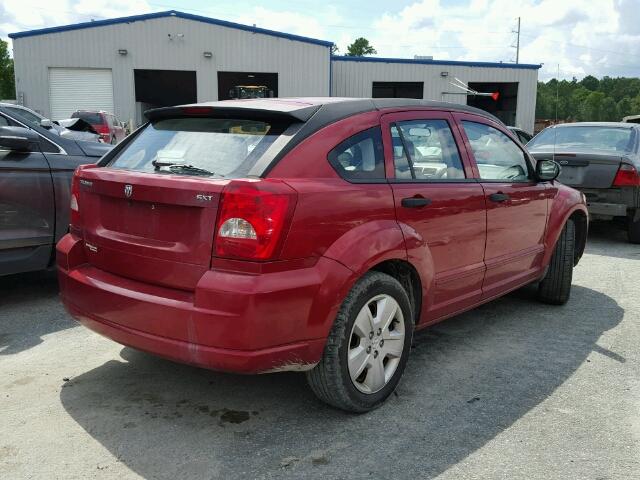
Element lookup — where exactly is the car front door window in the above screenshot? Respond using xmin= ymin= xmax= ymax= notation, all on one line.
xmin=392 ymin=120 xmax=466 ymax=181
xmin=462 ymin=121 xmax=531 ymax=182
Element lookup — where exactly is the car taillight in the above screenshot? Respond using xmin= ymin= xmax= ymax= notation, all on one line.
xmin=70 ymin=164 xmax=96 ymax=236
xmin=214 ymin=180 xmax=296 ymax=261
xmin=612 ymin=163 xmax=640 ymax=187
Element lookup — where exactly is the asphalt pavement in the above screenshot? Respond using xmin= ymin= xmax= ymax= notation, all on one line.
xmin=1 ymin=224 xmax=639 ymax=479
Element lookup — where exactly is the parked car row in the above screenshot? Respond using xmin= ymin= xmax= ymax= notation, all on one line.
xmin=0 ymin=104 xmax=112 ymax=276
xmin=55 ymin=98 xmax=588 ymax=412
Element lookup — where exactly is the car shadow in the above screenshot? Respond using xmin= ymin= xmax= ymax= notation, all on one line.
xmin=59 ymin=285 xmax=623 ymax=479
xmin=586 ymin=221 xmax=640 ymax=260
xmin=0 ymin=270 xmax=74 ymax=355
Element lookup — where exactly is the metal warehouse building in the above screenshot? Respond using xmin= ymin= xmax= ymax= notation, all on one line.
xmin=332 ymin=57 xmax=540 ymax=133
xmin=9 ymin=10 xmax=540 ymax=132
xmin=9 ymin=10 xmax=332 ymax=125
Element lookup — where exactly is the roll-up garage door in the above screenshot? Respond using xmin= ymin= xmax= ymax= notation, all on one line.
xmin=49 ymin=68 xmax=114 ymax=120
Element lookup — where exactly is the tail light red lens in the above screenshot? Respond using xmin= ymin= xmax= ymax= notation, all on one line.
xmin=612 ymin=163 xmax=640 ymax=187
xmin=214 ymin=180 xmax=296 ymax=261
xmin=70 ymin=164 xmax=96 ymax=236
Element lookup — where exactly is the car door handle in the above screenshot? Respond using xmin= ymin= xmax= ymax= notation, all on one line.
xmin=401 ymin=197 xmax=432 ymax=208
xmin=489 ymin=192 xmax=510 ymax=202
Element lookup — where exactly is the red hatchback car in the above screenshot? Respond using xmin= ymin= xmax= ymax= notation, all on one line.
xmin=57 ymin=98 xmax=588 ymax=412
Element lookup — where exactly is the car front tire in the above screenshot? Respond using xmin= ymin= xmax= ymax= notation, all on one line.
xmin=537 ymin=219 xmax=575 ymax=305
xmin=306 ymin=271 xmax=413 ymax=413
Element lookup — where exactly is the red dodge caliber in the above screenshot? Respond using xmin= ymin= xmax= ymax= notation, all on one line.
xmin=57 ymin=98 xmax=588 ymax=412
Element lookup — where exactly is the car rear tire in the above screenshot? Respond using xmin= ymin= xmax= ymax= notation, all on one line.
xmin=628 ymin=213 xmax=640 ymax=244
xmin=537 ymin=219 xmax=575 ymax=305
xmin=306 ymin=271 xmax=413 ymax=413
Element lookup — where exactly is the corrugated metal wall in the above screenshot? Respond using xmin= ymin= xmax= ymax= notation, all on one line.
xmin=331 ymin=60 xmax=539 ymax=133
xmin=12 ymin=16 xmax=330 ymax=122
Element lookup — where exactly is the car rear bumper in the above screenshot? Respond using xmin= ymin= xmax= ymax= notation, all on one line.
xmin=578 ymin=187 xmax=639 ymax=219
xmin=57 ymin=233 xmax=352 ymax=374
xmin=586 ymin=202 xmax=628 ymax=217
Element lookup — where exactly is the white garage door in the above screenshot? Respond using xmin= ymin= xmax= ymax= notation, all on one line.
xmin=49 ymin=68 xmax=114 ymax=120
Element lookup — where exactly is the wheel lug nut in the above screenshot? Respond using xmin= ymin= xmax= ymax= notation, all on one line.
xmin=373 ymin=351 xmax=379 ymax=358
xmin=379 ymin=340 xmax=384 ymax=347
xmin=369 ymin=332 xmax=374 ymax=339
xmin=366 ymin=346 xmax=371 ymax=353
xmin=377 ymin=328 xmax=382 ymax=336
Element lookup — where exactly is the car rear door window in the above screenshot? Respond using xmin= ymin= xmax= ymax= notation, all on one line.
xmin=328 ymin=127 xmax=385 ymax=181
xmin=462 ymin=121 xmax=532 ymax=182
xmin=391 ymin=120 xmax=465 ymax=180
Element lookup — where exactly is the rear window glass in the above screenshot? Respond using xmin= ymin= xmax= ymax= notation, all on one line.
xmin=72 ymin=112 xmax=104 ymax=124
xmin=107 ymin=117 xmax=287 ymax=178
xmin=528 ymin=126 xmax=635 ymax=153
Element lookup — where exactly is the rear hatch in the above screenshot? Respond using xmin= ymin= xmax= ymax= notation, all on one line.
xmin=74 ymin=106 xmax=308 ymax=290
xmin=77 ymin=168 xmax=225 ymax=290
xmin=529 ymin=150 xmax=624 ymax=188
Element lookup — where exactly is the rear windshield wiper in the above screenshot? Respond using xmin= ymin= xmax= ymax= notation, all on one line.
xmin=152 ymin=160 xmax=221 ymax=177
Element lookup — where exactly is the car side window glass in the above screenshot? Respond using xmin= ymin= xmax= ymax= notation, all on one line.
xmin=38 ymin=136 xmax=60 ymax=153
xmin=6 ymin=107 xmax=41 ymax=127
xmin=0 ymin=115 xmax=9 ymax=127
xmin=328 ymin=127 xmax=385 ymax=181
xmin=462 ymin=121 xmax=531 ymax=182
xmin=392 ymin=119 xmax=466 ymax=180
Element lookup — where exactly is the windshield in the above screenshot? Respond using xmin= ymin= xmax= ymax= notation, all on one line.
xmin=528 ymin=126 xmax=635 ymax=153
xmin=108 ymin=117 xmax=287 ymax=178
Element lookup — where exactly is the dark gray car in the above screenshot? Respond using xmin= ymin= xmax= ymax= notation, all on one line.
xmin=0 ymin=106 xmax=112 ymax=276
xmin=528 ymin=122 xmax=640 ymax=243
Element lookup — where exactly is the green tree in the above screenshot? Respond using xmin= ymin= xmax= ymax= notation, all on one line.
xmin=600 ymin=97 xmax=619 ymax=121
xmin=630 ymin=94 xmax=640 ymax=116
xmin=0 ymin=39 xmax=15 ymax=100
xmin=330 ymin=44 xmax=339 ymax=55
xmin=569 ymin=86 xmax=590 ymax=120
xmin=580 ymin=75 xmax=599 ymax=91
xmin=581 ymin=91 xmax=606 ymax=121
xmin=617 ymin=97 xmax=633 ymax=119
xmin=346 ymin=37 xmax=377 ymax=57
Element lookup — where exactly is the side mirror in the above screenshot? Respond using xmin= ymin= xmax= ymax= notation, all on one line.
xmin=40 ymin=118 xmax=53 ymax=129
xmin=0 ymin=126 xmax=41 ymax=152
xmin=536 ymin=159 xmax=561 ymax=181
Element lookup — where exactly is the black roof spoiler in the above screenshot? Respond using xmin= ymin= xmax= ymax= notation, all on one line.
xmin=144 ymin=104 xmax=322 ymax=123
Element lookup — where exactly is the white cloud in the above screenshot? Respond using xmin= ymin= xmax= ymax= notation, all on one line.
xmin=2 ymin=0 xmax=639 ymax=79
xmin=0 ymin=0 xmax=154 ymax=48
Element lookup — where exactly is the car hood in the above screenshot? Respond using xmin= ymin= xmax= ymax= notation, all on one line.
xmin=76 ymin=140 xmax=113 ymax=158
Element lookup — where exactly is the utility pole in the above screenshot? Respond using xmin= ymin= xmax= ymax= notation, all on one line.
xmin=514 ymin=17 xmax=521 ymax=64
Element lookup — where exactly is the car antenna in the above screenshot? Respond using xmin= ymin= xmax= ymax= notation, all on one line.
xmin=553 ymin=63 xmax=560 ymax=164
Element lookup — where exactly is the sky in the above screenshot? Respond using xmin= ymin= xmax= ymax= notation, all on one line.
xmin=1 ymin=0 xmax=639 ymax=81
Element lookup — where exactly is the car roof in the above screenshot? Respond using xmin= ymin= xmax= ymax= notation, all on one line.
xmin=146 ymin=97 xmax=500 ymax=125
xmin=0 ymin=103 xmax=43 ymax=114
xmin=552 ymin=122 xmax=639 ymax=129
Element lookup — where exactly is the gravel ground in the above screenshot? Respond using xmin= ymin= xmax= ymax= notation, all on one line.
xmin=1 ymin=224 xmax=639 ymax=480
